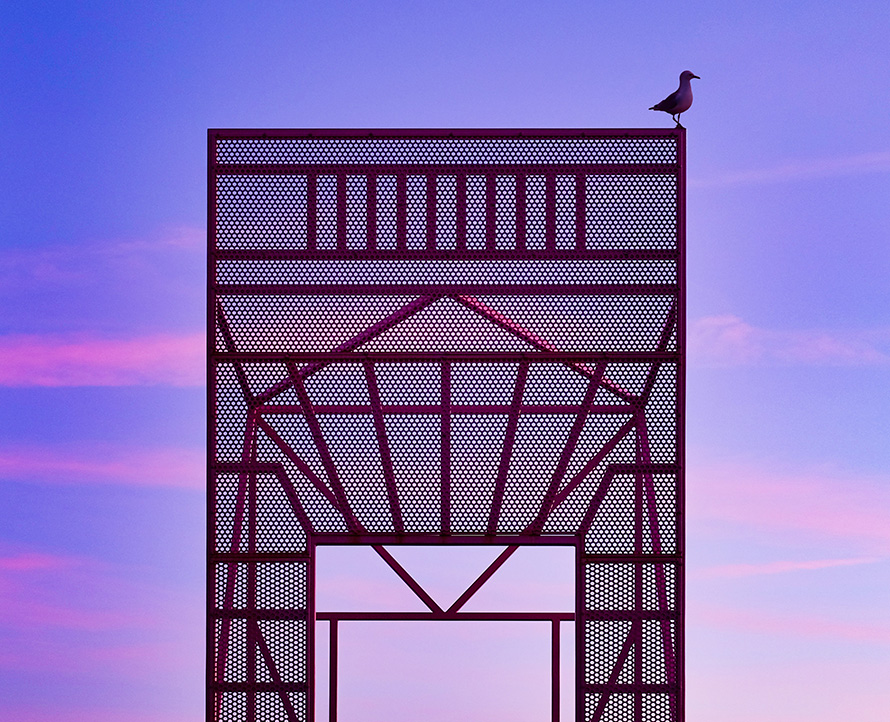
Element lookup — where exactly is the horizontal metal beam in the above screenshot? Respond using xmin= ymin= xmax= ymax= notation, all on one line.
xmin=214 ymin=162 xmax=678 ymax=175
xmin=583 ymin=610 xmax=678 ymax=621
xmin=212 ymin=248 xmax=679 ymax=262
xmin=210 ymin=552 xmax=310 ymax=562
xmin=211 ymin=127 xmax=682 ymax=139
xmin=316 ymin=611 xmax=574 ymax=621
xmin=212 ymin=609 xmax=310 ymax=620
xmin=310 ymin=533 xmax=579 ymax=546
xmin=583 ymin=684 xmax=677 ymax=694
xmin=257 ymin=403 xmax=638 ymax=416
xmin=214 ymin=283 xmax=677 ymax=296
xmin=213 ymin=351 xmax=680 ymax=362
xmin=210 ymin=682 xmax=309 ymax=693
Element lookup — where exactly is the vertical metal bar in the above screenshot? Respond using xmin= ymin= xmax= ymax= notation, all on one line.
xmin=456 ymin=172 xmax=467 ymax=250
xmin=366 ymin=173 xmax=377 ymax=250
xmin=636 ymin=422 xmax=675 ymax=685
xmin=515 ymin=172 xmax=527 ymax=250
xmin=426 ymin=173 xmax=437 ymax=250
xmin=247 ymin=617 xmax=256 ymax=722
xmin=206 ymin=129 xmax=218 ymax=722
xmin=552 ymin=619 xmax=560 ymax=722
xmin=635 ymin=469 xmax=643 ymax=556
xmin=247 ymin=472 xmax=257 ymax=722
xmin=545 ymin=172 xmax=557 ymax=250
xmin=634 ymin=437 xmax=644 ymax=721
xmin=307 ymin=173 xmax=318 ymax=250
xmin=574 ymin=173 xmax=586 ymax=250
xmin=634 ymin=563 xmax=643 ymax=722
xmin=440 ymin=360 xmax=451 ymax=534
xmin=575 ymin=543 xmax=584 ymax=722
xmin=676 ymin=126 xmax=687 ymax=722
xmin=485 ymin=172 xmax=497 ymax=249
xmin=329 ymin=619 xmax=338 ymax=722
xmin=336 ymin=172 xmax=347 ymax=250
xmin=396 ymin=172 xmax=407 ymax=250
xmin=308 ymin=539 xmax=317 ymax=722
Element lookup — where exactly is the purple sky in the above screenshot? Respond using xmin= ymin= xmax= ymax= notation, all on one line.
xmin=2 ymin=1 xmax=889 ymax=720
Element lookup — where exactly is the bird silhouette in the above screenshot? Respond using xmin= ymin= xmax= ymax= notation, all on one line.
xmin=649 ymin=70 xmax=700 ymax=128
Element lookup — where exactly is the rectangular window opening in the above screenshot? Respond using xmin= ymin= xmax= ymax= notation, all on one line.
xmin=314 ymin=543 xmax=576 ymax=722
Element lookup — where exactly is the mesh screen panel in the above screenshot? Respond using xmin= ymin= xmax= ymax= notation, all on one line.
xmin=209 ymin=129 xmax=684 ymax=722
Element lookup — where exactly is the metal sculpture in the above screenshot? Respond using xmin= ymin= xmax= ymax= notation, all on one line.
xmin=208 ymin=128 xmax=685 ymax=722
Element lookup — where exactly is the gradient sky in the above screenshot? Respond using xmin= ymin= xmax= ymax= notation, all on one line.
xmin=2 ymin=1 xmax=889 ymax=721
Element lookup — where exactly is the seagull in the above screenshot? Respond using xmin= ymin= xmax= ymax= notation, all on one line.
xmin=649 ymin=70 xmax=700 ymax=128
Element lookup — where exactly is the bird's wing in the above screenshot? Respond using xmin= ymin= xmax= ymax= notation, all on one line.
xmin=650 ymin=90 xmax=679 ymax=112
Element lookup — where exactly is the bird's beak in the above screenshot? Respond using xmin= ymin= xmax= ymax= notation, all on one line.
xmin=692 ymin=74 xmax=701 ymax=79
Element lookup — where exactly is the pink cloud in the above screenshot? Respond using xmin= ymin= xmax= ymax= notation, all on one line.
xmin=0 ymin=226 xmax=205 ymax=290
xmin=691 ymin=601 xmax=890 ymax=644
xmin=687 ymin=657 xmax=890 ymax=722
xmin=0 ymin=550 xmax=153 ymax=633
xmin=688 ymin=315 xmax=890 ymax=367
xmin=0 ymin=544 xmax=203 ymax=687
xmin=0 ymin=443 xmax=204 ymax=489
xmin=0 ymin=708 xmax=200 ymax=722
xmin=0 ymin=551 xmax=84 ymax=572
xmin=688 ymin=456 xmax=890 ymax=553
xmin=690 ymin=149 xmax=890 ymax=187
xmin=693 ymin=556 xmax=881 ymax=579
xmin=0 ymin=593 xmax=148 ymax=632
xmin=0 ymin=332 xmax=205 ymax=386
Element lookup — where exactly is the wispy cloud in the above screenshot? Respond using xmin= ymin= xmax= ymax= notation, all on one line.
xmin=688 ymin=315 xmax=890 ymax=367
xmin=694 ymin=556 xmax=882 ymax=579
xmin=688 ymin=456 xmax=890 ymax=554
xmin=0 ymin=227 xmax=204 ymax=337
xmin=0 ymin=332 xmax=205 ymax=386
xmin=690 ymin=150 xmax=890 ymax=188
xmin=0 ymin=707 xmax=200 ymax=722
xmin=0 ymin=226 xmax=204 ymax=290
xmin=0 ymin=443 xmax=204 ymax=489
xmin=0 ymin=550 xmax=150 ymax=633
xmin=0 ymin=544 xmax=202 ymax=681
xmin=691 ymin=601 xmax=890 ymax=645
xmin=0 ymin=551 xmax=85 ymax=572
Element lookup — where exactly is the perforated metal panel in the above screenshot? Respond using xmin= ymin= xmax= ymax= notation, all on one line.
xmin=208 ymin=128 xmax=685 ymax=722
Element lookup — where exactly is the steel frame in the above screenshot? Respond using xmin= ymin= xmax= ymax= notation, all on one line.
xmin=208 ymin=128 xmax=685 ymax=722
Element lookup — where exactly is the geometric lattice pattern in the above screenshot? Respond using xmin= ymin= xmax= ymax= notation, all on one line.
xmin=208 ymin=128 xmax=685 ymax=721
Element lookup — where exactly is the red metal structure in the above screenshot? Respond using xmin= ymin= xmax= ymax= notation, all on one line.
xmin=208 ymin=128 xmax=685 ymax=722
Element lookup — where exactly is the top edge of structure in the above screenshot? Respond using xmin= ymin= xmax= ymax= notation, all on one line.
xmin=210 ymin=128 xmax=683 ymax=138
xmin=210 ymin=128 xmax=683 ymax=167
